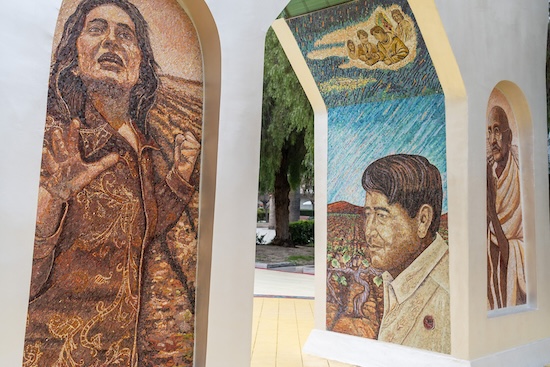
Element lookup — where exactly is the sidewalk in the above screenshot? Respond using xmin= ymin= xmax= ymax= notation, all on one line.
xmin=254 ymin=268 xmax=315 ymax=298
xmin=251 ymin=297 xmax=355 ymax=367
xmin=252 ymin=252 xmax=356 ymax=367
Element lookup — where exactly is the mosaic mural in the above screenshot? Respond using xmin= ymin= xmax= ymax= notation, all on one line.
xmin=486 ymin=87 xmax=526 ymax=310
xmin=23 ymin=0 xmax=202 ymax=366
xmin=287 ymin=0 xmax=450 ymax=353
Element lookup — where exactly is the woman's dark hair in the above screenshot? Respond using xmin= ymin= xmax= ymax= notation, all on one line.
xmin=48 ymin=0 xmax=159 ymax=136
xmin=362 ymin=154 xmax=443 ymax=239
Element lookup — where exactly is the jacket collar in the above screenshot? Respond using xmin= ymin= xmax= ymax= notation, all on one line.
xmin=79 ymin=103 xmax=158 ymax=158
xmin=383 ymin=234 xmax=448 ymax=304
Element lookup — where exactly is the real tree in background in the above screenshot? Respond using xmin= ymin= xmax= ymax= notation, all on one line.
xmin=260 ymin=26 xmax=314 ymax=247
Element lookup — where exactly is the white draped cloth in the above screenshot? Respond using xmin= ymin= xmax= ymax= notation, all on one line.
xmin=488 ymin=149 xmax=526 ymax=308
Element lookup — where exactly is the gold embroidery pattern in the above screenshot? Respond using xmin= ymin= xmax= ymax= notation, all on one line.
xmin=79 ymin=259 xmax=139 ymax=355
xmin=22 ymin=342 xmax=43 ymax=367
xmin=48 ymin=315 xmax=83 ymax=367
xmin=46 ymin=170 xmax=141 ymax=366
xmin=75 ymin=171 xmax=140 ymax=255
xmin=47 ymin=263 xmax=137 ymax=367
xmin=94 ymin=272 xmax=113 ymax=285
xmin=79 ymin=124 xmax=112 ymax=158
xmin=103 ymin=340 xmax=132 ymax=366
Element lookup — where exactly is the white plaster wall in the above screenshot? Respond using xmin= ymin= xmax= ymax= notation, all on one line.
xmin=196 ymin=1 xmax=290 ymax=366
xmin=435 ymin=0 xmax=550 ymax=361
xmin=0 ymin=1 xmax=61 ymax=366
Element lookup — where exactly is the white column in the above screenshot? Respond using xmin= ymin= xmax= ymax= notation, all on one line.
xmin=0 ymin=1 xmax=62 ymax=366
xmin=202 ymin=1 xmax=290 ymax=366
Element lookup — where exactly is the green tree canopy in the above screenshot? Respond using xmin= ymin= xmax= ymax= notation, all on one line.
xmin=260 ymin=26 xmax=314 ymax=247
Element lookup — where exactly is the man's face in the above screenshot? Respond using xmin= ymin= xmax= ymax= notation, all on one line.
xmin=76 ymin=4 xmax=142 ymax=90
xmin=358 ymin=33 xmax=368 ymax=44
xmin=487 ymin=117 xmax=511 ymax=163
xmin=364 ymin=191 xmax=421 ymax=275
xmin=392 ymin=12 xmax=403 ymax=23
xmin=373 ymin=31 xmax=386 ymax=42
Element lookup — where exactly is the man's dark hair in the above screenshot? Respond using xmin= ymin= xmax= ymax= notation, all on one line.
xmin=391 ymin=9 xmax=403 ymax=17
xmin=370 ymin=25 xmax=385 ymax=35
xmin=48 ymin=0 xmax=159 ymax=136
xmin=362 ymin=154 xmax=443 ymax=239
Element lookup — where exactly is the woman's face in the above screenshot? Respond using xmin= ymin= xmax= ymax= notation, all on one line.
xmin=76 ymin=4 xmax=142 ymax=91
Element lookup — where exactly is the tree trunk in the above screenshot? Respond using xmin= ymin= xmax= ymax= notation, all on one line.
xmin=268 ymin=195 xmax=275 ymax=229
xmin=289 ymin=189 xmax=301 ymax=222
xmin=271 ymin=152 xmax=293 ymax=247
xmin=303 ymin=189 xmax=314 ymax=214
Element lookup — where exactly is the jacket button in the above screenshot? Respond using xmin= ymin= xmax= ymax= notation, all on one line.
xmin=423 ymin=315 xmax=435 ymax=330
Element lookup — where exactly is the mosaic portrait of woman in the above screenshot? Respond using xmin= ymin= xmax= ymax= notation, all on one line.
xmin=23 ymin=0 xmax=203 ymax=365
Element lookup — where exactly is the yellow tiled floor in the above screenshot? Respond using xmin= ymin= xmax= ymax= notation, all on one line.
xmin=251 ymin=297 xmax=356 ymax=367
